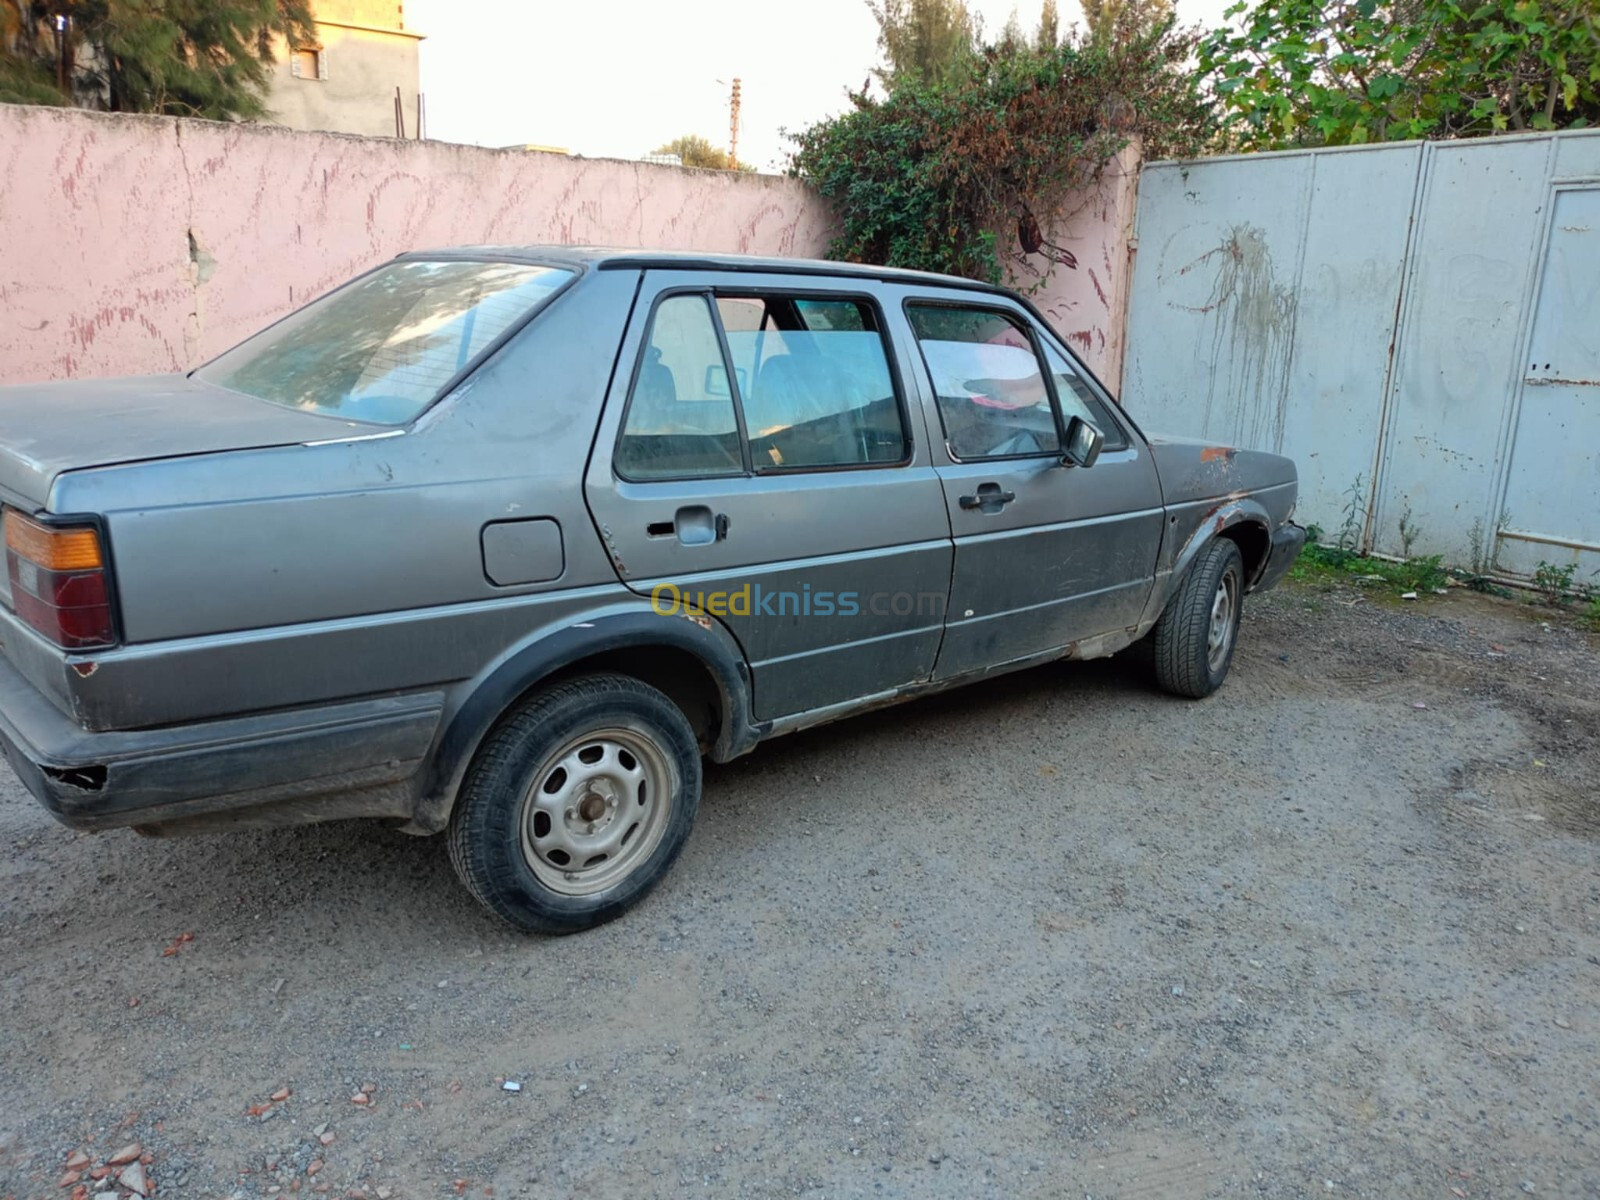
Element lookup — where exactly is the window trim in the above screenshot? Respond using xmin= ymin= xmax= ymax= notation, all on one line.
xmin=903 ymin=297 xmax=1072 ymax=465
xmin=613 ymin=285 xmax=915 ymax=483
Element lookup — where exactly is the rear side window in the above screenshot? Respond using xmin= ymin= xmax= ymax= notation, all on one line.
xmin=908 ymin=305 xmax=1060 ymax=460
xmin=615 ymin=295 xmax=744 ymax=480
xmin=617 ymin=292 xmax=908 ymax=478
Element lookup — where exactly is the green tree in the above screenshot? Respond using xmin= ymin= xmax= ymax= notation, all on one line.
xmin=1080 ymin=0 xmax=1177 ymax=46
xmin=1036 ymin=0 xmax=1062 ymax=48
xmin=791 ymin=18 xmax=1211 ymax=283
xmin=1198 ymin=0 xmax=1600 ymax=149
xmin=868 ymin=0 xmax=978 ymax=86
xmin=652 ymin=133 xmax=752 ymax=170
xmin=1 ymin=0 xmax=315 ymax=118
xmin=1 ymin=0 xmax=65 ymax=103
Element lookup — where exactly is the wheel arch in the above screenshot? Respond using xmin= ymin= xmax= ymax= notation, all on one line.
xmin=1217 ymin=518 xmax=1271 ymax=587
xmin=409 ymin=608 xmax=758 ymax=834
xmin=1172 ymin=500 xmax=1275 ymax=591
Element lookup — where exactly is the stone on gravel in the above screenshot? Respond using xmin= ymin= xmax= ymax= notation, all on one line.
xmin=106 ymin=1143 xmax=142 ymax=1166
xmin=118 ymin=1160 xmax=150 ymax=1196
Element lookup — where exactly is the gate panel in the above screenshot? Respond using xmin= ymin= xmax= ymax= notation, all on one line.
xmin=1496 ymin=187 xmax=1600 ymax=579
xmin=1371 ymin=138 xmax=1553 ymax=561
xmin=1123 ymin=145 xmax=1420 ymax=538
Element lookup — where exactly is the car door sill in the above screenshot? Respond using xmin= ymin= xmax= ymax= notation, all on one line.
xmin=758 ymin=625 xmax=1147 ymax=743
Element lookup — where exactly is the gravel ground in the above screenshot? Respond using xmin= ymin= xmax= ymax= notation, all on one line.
xmin=2 ymin=580 xmax=1597 ymax=1200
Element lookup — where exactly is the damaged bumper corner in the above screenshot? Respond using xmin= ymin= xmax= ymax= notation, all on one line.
xmin=0 ymin=654 xmax=444 ymax=833
xmin=1252 ymin=521 xmax=1307 ymax=594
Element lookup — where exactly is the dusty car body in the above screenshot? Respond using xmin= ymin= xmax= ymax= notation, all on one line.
xmin=0 ymin=248 xmax=1303 ymax=931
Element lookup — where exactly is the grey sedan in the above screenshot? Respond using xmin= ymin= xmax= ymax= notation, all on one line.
xmin=0 ymin=248 xmax=1304 ymax=932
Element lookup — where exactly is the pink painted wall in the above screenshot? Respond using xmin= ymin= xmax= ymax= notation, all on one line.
xmin=1010 ymin=143 xmax=1141 ymax=393
xmin=0 ymin=105 xmax=1136 ymax=393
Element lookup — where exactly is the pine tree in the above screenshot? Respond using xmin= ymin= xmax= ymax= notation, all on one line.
xmin=1080 ymin=0 xmax=1174 ymax=46
xmin=1 ymin=0 xmax=315 ymax=118
xmin=1036 ymin=0 xmax=1061 ymax=49
xmin=867 ymin=0 xmax=977 ymax=87
xmin=1 ymin=0 xmax=65 ymax=103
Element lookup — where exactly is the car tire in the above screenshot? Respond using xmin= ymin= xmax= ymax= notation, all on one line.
xmin=1152 ymin=537 xmax=1245 ymax=699
xmin=447 ymin=673 xmax=701 ymax=934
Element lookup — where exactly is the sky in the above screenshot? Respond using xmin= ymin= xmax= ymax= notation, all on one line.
xmin=405 ymin=0 xmax=1233 ymax=172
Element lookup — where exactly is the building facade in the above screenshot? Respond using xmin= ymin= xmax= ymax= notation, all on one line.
xmin=266 ymin=0 xmax=423 ymax=139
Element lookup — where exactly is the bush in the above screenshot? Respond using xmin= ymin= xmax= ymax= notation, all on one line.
xmin=789 ymin=21 xmax=1212 ymax=283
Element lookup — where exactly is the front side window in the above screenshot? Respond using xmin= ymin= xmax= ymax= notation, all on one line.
xmin=615 ymin=295 xmax=744 ymax=480
xmin=1043 ymin=341 xmax=1126 ymax=450
xmin=618 ymin=291 xmax=908 ymax=479
xmin=199 ymin=259 xmax=572 ymax=425
xmin=908 ymin=304 xmax=1059 ymax=460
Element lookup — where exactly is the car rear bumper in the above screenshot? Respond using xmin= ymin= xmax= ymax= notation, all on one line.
xmin=0 ymin=655 xmax=443 ymax=832
xmin=1252 ymin=521 xmax=1307 ymax=593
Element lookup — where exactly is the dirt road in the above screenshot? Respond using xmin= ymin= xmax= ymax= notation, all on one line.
xmin=3 ymin=581 xmax=1597 ymax=1199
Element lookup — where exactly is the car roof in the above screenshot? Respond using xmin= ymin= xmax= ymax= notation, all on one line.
xmin=394 ymin=245 xmax=1012 ymax=296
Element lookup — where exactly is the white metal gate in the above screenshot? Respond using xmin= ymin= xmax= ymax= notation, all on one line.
xmin=1495 ymin=186 xmax=1600 ymax=578
xmin=1123 ymin=129 xmax=1600 ymax=578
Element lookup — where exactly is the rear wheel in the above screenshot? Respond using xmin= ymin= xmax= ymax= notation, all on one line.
xmin=1152 ymin=538 xmax=1244 ymax=699
xmin=447 ymin=674 xmax=700 ymax=934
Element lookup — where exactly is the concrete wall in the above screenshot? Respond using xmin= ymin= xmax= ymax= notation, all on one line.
xmin=0 ymin=104 xmax=1136 ymax=392
xmin=1015 ymin=143 xmax=1141 ymax=392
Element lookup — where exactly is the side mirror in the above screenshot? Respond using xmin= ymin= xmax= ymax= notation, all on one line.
xmin=1062 ymin=416 xmax=1104 ymax=468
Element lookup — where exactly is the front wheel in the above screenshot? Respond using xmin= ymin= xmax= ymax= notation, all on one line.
xmin=1152 ymin=538 xmax=1245 ymax=699
xmin=447 ymin=674 xmax=701 ymax=934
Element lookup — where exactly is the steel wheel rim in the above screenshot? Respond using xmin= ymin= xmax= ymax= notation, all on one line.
xmin=1207 ymin=569 xmax=1238 ymax=673
xmin=519 ymin=724 xmax=675 ymax=897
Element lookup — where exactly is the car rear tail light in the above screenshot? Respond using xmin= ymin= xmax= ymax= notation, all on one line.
xmin=4 ymin=509 xmax=117 ymax=650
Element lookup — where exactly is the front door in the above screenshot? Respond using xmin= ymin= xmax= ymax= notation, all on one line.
xmin=585 ymin=272 xmax=953 ymax=720
xmin=897 ymin=297 xmax=1164 ymax=679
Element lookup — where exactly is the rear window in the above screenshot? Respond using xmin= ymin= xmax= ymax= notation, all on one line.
xmin=198 ymin=260 xmax=572 ymax=424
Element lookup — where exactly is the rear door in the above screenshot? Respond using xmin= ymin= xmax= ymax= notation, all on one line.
xmin=893 ymin=292 xmax=1164 ymax=679
xmin=585 ymin=271 xmax=953 ymax=720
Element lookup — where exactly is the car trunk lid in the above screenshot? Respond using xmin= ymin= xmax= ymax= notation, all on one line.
xmin=0 ymin=374 xmax=374 ymax=507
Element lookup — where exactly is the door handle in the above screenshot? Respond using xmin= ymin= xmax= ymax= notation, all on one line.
xmin=651 ymin=505 xmax=729 ymax=546
xmin=958 ymin=483 xmax=1016 ymax=512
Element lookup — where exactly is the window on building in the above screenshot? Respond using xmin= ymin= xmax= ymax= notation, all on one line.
xmin=290 ymin=48 xmax=326 ymax=80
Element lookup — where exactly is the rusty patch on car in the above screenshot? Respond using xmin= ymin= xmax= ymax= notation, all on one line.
xmin=1199 ymin=446 xmax=1237 ymax=463
xmin=70 ymin=661 xmax=98 ymax=678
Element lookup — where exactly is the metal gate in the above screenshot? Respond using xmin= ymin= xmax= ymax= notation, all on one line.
xmin=1123 ymin=129 xmax=1600 ymax=578
xmin=1495 ymin=186 xmax=1600 ymax=579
